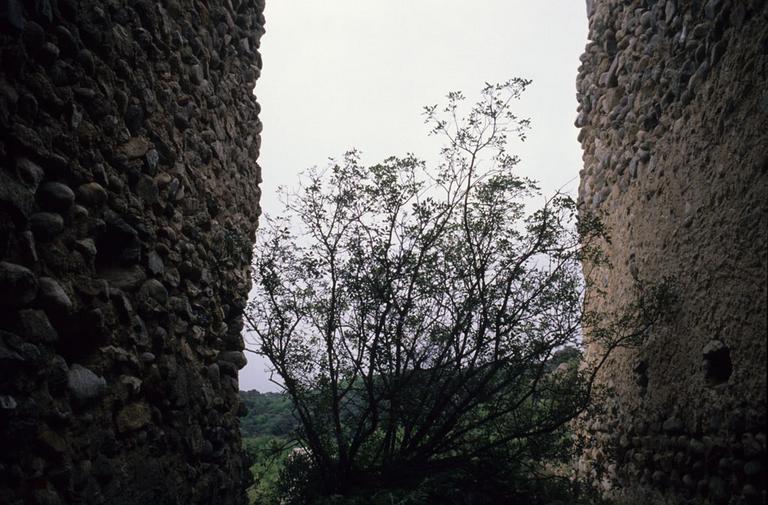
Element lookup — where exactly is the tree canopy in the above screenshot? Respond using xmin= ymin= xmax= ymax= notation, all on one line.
xmin=244 ymin=81 xmax=669 ymax=503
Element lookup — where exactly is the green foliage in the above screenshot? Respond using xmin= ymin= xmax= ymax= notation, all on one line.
xmin=240 ymin=390 xmax=297 ymax=438
xmin=240 ymin=391 xmax=302 ymax=503
xmin=245 ymin=82 xmax=669 ymax=504
xmin=244 ymin=435 xmax=294 ymax=504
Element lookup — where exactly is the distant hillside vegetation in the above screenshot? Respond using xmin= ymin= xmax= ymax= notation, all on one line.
xmin=239 ymin=390 xmax=297 ymax=438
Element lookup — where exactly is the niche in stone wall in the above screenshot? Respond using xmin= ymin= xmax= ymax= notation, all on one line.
xmin=702 ymin=339 xmax=732 ymax=386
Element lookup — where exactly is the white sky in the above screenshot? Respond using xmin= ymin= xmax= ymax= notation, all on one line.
xmin=239 ymin=1 xmax=589 ymax=392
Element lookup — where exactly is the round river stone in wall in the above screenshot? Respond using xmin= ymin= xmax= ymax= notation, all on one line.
xmin=0 ymin=262 xmax=38 ymax=307
xmin=37 ymin=277 xmax=73 ymax=313
xmin=29 ymin=212 xmax=65 ymax=240
xmin=15 ymin=309 xmax=58 ymax=343
xmin=76 ymin=182 xmax=108 ymax=207
xmin=67 ymin=364 xmax=106 ymax=402
xmin=0 ymin=0 xmax=266 ymax=501
xmin=116 ymin=402 xmax=152 ymax=433
xmin=36 ymin=182 xmax=75 ymax=212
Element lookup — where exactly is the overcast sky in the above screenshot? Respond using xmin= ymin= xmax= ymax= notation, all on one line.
xmin=239 ymin=1 xmax=589 ymax=392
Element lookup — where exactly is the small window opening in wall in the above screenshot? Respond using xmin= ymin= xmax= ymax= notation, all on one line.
xmin=633 ymin=359 xmax=649 ymax=395
xmin=702 ymin=340 xmax=732 ymax=386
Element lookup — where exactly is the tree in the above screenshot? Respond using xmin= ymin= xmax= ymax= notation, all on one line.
xmin=245 ymin=81 xmax=669 ymax=503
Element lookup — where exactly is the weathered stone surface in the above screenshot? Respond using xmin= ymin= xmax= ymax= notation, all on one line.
xmin=578 ymin=2 xmax=767 ymax=504
xmin=135 ymin=175 xmax=158 ymax=205
xmin=218 ymin=351 xmax=248 ymax=370
xmin=36 ymin=182 xmax=74 ymax=212
xmin=117 ymin=137 xmax=150 ymax=159
xmin=98 ymin=213 xmax=141 ymax=265
xmin=0 ymin=336 xmax=24 ymax=364
xmin=15 ymin=158 xmax=44 ymax=190
xmin=76 ymin=182 xmax=107 ymax=207
xmin=0 ymin=0 xmax=25 ymax=32
xmin=0 ymin=261 xmax=37 ymax=307
xmin=146 ymin=250 xmax=164 ymax=276
xmin=29 ymin=212 xmax=64 ymax=240
xmin=0 ymin=0 xmax=264 ymax=502
xmin=101 ymin=265 xmax=146 ymax=291
xmin=37 ymin=277 xmax=72 ymax=313
xmin=0 ymin=395 xmax=17 ymax=410
xmin=38 ymin=429 xmax=68 ymax=454
xmin=15 ymin=309 xmax=57 ymax=342
xmin=0 ymin=170 xmax=35 ymax=223
xmin=115 ymin=402 xmax=151 ymax=433
xmin=139 ymin=279 xmax=168 ymax=304
xmin=67 ymin=364 xmax=106 ymax=402
xmin=75 ymin=238 xmax=97 ymax=258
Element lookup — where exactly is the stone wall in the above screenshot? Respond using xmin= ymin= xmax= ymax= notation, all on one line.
xmin=0 ymin=1 xmax=264 ymax=503
xmin=576 ymin=0 xmax=767 ymax=503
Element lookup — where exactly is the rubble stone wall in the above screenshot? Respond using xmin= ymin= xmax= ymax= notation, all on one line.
xmin=577 ymin=0 xmax=767 ymax=503
xmin=0 ymin=0 xmax=264 ymax=503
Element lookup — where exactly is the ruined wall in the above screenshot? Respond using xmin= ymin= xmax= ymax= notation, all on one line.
xmin=0 ymin=0 xmax=264 ymax=503
xmin=577 ymin=0 xmax=767 ymax=503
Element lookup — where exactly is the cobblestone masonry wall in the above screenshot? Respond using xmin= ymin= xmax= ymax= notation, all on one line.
xmin=0 ymin=1 xmax=264 ymax=503
xmin=577 ymin=0 xmax=767 ymax=504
